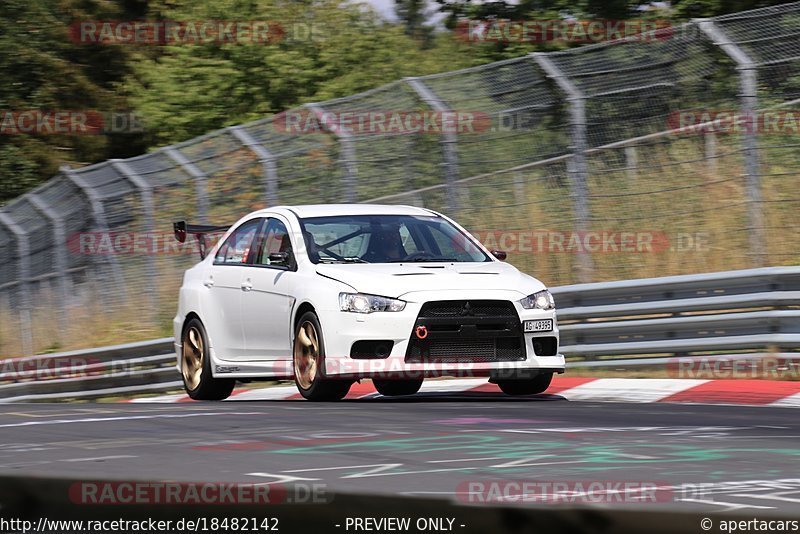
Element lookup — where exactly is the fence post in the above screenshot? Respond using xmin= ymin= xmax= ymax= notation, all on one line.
xmin=61 ymin=166 xmax=127 ymax=304
xmin=27 ymin=192 xmax=70 ymax=336
xmin=624 ymin=145 xmax=638 ymax=181
xmin=110 ymin=160 xmax=158 ymax=318
xmin=513 ymin=171 xmax=526 ymax=201
xmin=306 ymin=103 xmax=357 ymax=203
xmin=227 ymin=126 xmax=279 ymax=207
xmin=404 ymin=136 xmax=424 ymax=207
xmin=704 ymin=130 xmax=718 ymax=174
xmin=532 ymin=53 xmax=594 ymax=283
xmin=0 ymin=212 xmax=33 ymax=355
xmin=163 ymin=146 xmax=210 ymax=224
xmin=697 ymin=19 xmax=765 ymax=266
xmin=404 ymin=77 xmax=462 ymax=213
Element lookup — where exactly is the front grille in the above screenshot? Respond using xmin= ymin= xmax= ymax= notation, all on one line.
xmin=406 ymin=300 xmax=525 ymax=363
xmin=419 ymin=300 xmax=518 ymax=318
xmin=406 ymin=337 xmax=524 ymax=363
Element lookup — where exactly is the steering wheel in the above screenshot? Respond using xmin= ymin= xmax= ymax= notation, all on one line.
xmin=400 ymin=251 xmax=435 ymax=262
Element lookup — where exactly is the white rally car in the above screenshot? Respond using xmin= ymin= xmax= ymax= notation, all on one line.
xmin=173 ymin=204 xmax=564 ymax=401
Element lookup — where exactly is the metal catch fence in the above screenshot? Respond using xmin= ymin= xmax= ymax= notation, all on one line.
xmin=1 ymin=4 xmax=799 ymax=355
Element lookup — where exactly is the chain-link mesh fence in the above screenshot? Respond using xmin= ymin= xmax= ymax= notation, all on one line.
xmin=1 ymin=3 xmax=799 ymax=355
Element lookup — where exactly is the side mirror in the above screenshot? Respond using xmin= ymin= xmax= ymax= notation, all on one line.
xmin=268 ymin=252 xmax=290 ymax=264
xmin=268 ymin=252 xmax=294 ymax=270
xmin=491 ymin=250 xmax=507 ymax=260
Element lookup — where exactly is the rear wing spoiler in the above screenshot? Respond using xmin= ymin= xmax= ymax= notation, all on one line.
xmin=173 ymin=221 xmax=230 ymax=260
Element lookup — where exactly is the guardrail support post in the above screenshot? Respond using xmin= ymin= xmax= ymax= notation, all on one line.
xmin=405 ymin=77 xmax=462 ymax=213
xmin=697 ymin=19 xmax=765 ymax=267
xmin=227 ymin=126 xmax=280 ymax=207
xmin=306 ymin=103 xmax=357 ymax=203
xmin=0 ymin=212 xmax=33 ymax=355
xmin=532 ymin=53 xmax=594 ymax=283
xmin=163 ymin=147 xmax=210 ymax=223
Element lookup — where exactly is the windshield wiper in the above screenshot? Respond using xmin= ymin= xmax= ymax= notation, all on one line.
xmin=318 ymin=257 xmax=370 ymax=264
xmin=390 ymin=257 xmax=457 ymax=263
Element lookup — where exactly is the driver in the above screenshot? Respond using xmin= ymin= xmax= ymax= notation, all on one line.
xmin=367 ymin=227 xmax=406 ymax=262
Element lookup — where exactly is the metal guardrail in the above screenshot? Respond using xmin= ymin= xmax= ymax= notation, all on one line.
xmin=555 ymin=266 xmax=800 ymax=360
xmin=1 ymin=266 xmax=799 ymax=401
xmin=0 ymin=338 xmax=178 ymax=402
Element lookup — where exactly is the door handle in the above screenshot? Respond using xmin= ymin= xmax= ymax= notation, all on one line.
xmin=241 ymin=280 xmax=253 ymax=292
xmin=203 ymin=278 xmax=215 ymax=288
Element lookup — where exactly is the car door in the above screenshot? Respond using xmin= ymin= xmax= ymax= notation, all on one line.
xmin=201 ymin=217 xmax=263 ymax=360
xmin=240 ymin=217 xmax=296 ymax=361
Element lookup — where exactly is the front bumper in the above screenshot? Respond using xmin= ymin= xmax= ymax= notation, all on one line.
xmin=318 ymin=290 xmax=564 ymax=380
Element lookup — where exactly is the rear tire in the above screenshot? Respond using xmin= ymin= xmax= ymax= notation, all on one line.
xmin=497 ymin=372 xmax=553 ymax=396
xmin=181 ymin=318 xmax=235 ymax=401
xmin=293 ymin=312 xmax=351 ymax=401
xmin=373 ymin=378 xmax=423 ymax=396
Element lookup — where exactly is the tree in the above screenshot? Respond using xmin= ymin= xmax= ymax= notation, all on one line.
xmin=0 ymin=0 xmax=145 ymax=203
xmin=394 ymin=0 xmax=435 ymax=44
xmin=123 ymin=0 xmax=475 ymax=146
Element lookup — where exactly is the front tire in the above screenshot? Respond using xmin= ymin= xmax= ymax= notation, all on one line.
xmin=373 ymin=378 xmax=423 ymax=396
xmin=181 ymin=318 xmax=235 ymax=400
xmin=293 ymin=312 xmax=351 ymax=401
xmin=497 ymin=372 xmax=553 ymax=396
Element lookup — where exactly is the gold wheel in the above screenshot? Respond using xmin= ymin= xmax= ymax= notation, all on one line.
xmin=182 ymin=325 xmax=204 ymax=391
xmin=294 ymin=321 xmax=320 ymax=390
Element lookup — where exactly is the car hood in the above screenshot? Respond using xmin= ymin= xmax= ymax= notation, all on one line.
xmin=315 ymin=261 xmax=545 ymax=299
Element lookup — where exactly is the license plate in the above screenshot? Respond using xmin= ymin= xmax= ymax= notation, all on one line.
xmin=524 ymin=319 xmax=553 ymax=332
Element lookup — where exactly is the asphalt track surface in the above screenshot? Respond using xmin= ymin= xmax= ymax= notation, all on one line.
xmin=1 ymin=391 xmax=799 ymax=514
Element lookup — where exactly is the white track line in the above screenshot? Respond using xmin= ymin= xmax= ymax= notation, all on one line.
xmin=770 ymin=392 xmax=800 ymax=408
xmin=559 ymin=378 xmax=709 ymax=403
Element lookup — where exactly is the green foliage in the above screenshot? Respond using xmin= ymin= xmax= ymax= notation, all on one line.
xmin=123 ymin=0 xmax=477 ymax=146
xmin=0 ymin=0 xmax=144 ymax=203
xmin=2 ymin=0 xmax=799 ymax=202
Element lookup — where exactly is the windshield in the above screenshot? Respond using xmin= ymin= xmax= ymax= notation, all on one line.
xmin=299 ymin=214 xmax=491 ymax=264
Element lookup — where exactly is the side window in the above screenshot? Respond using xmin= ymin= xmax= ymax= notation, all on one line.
xmin=254 ymin=218 xmax=293 ymax=267
xmin=214 ymin=219 xmax=262 ymax=265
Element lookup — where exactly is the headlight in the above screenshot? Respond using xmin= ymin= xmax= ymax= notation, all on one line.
xmin=520 ymin=289 xmax=555 ymax=310
xmin=339 ymin=293 xmax=406 ymax=313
